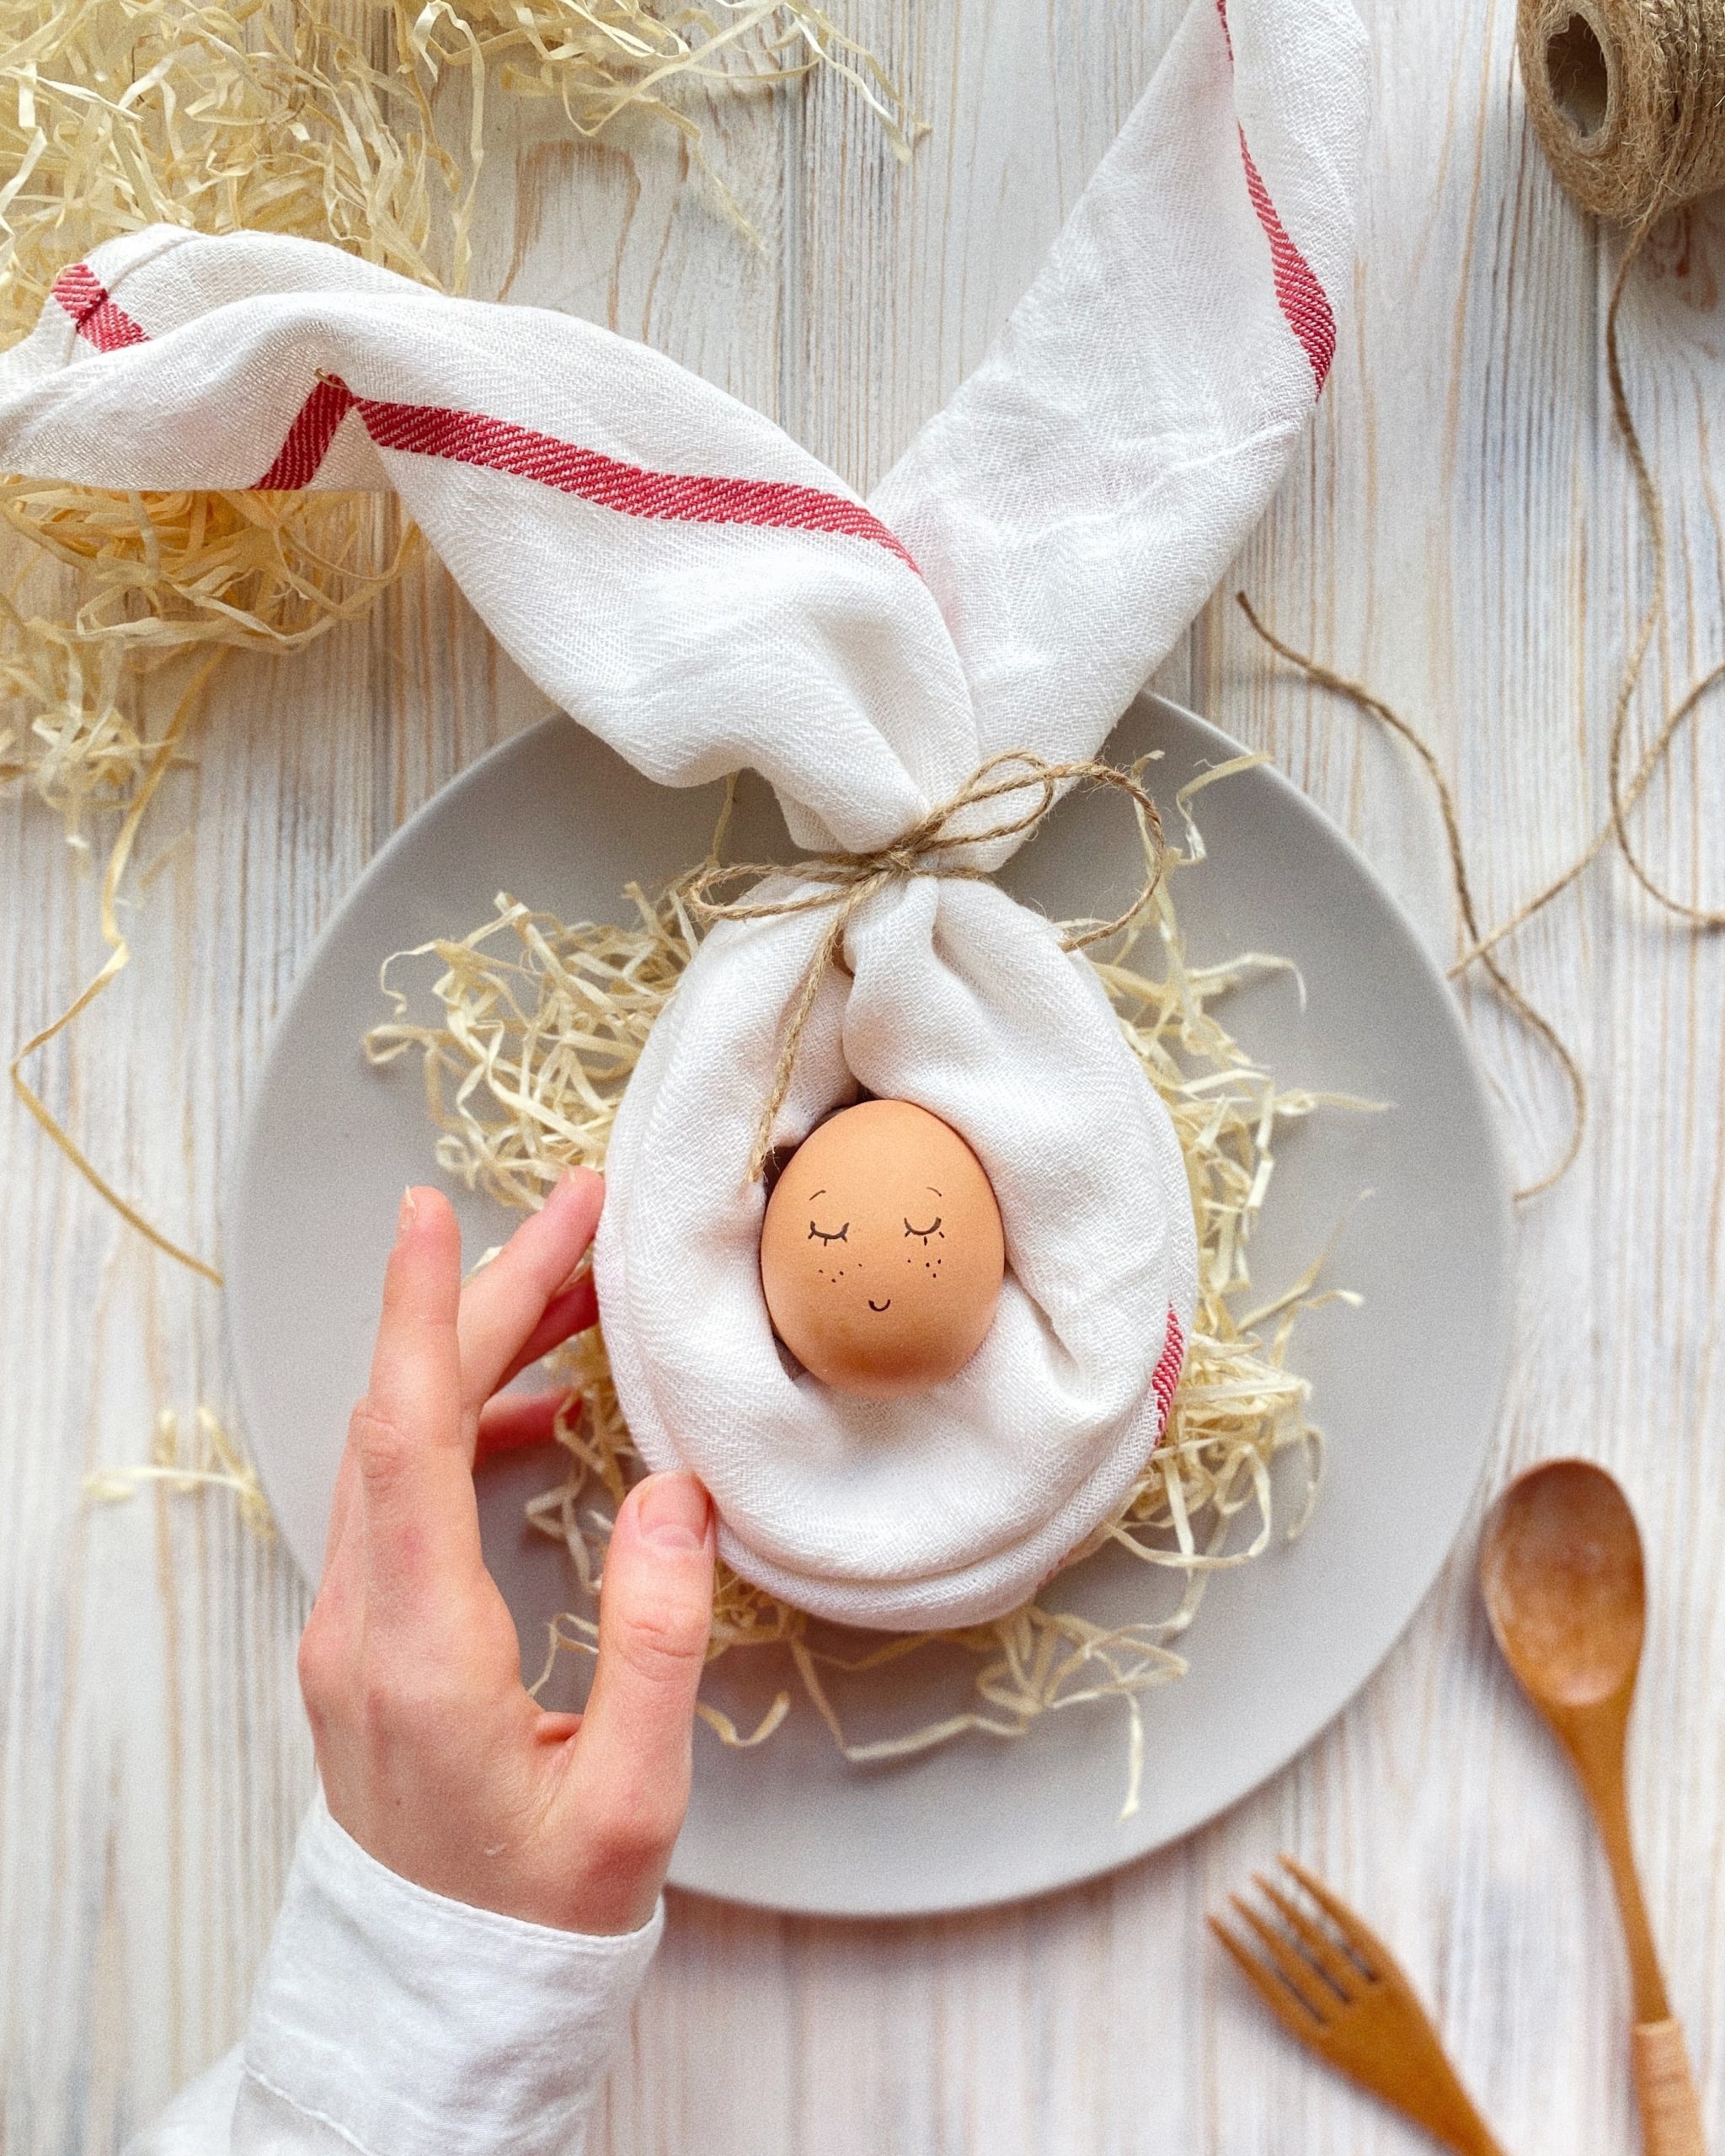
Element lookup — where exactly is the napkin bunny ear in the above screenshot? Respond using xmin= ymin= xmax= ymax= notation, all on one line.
xmin=871 ymin=0 xmax=1369 ymax=777
xmin=0 ymin=223 xmax=968 ymax=854
xmin=0 ymin=0 xmax=1367 ymax=861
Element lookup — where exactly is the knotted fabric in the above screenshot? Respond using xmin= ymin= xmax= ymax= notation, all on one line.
xmin=685 ymin=750 xmax=1169 ymax=1181
xmin=0 ymin=0 xmax=1370 ymax=1628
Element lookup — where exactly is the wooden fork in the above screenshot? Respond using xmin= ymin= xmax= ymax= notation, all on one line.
xmin=1210 ymin=1855 xmax=1508 ymax=2156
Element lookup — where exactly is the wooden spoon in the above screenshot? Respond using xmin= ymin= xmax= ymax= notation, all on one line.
xmin=1480 ymin=1459 xmax=1706 ymax=2156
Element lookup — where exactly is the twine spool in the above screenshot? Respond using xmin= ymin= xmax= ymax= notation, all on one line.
xmin=1519 ymin=0 xmax=1725 ymax=223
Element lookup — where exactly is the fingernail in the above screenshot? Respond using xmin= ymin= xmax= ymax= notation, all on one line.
xmin=545 ymin=1171 xmax=584 ymax=1217
xmin=397 ymin=1187 xmax=418 ymax=1241
xmin=634 ymin=1473 xmax=713 ymax=1552
xmin=547 ymin=1166 xmax=600 ymax=1214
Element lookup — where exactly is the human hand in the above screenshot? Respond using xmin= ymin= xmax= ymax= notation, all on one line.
xmin=297 ymin=1172 xmax=714 ymax=1935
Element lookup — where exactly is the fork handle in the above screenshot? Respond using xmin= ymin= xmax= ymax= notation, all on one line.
xmin=1633 ymin=2019 xmax=1707 ymax=2156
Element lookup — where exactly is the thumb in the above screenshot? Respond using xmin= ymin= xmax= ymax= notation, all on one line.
xmin=568 ymin=1473 xmax=715 ymax=1897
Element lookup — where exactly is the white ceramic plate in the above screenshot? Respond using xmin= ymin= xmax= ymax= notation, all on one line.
xmin=227 ymin=694 xmax=1513 ymax=1918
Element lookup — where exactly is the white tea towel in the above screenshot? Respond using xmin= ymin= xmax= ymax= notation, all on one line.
xmin=0 ymin=0 xmax=1369 ymax=1630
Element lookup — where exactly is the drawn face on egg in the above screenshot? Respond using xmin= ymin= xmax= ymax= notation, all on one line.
xmin=759 ymin=1099 xmax=1006 ymax=1399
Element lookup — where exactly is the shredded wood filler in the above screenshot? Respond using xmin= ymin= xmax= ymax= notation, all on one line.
xmin=366 ymin=767 xmax=1368 ymax=1813
xmin=85 ymin=1404 xmax=275 ymax=1539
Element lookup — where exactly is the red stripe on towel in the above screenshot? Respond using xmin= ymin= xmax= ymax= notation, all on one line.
xmin=1151 ymin=1306 xmax=1186 ymax=1427
xmin=1215 ymin=1 xmax=1337 ymax=389
xmin=1033 ymin=1303 xmax=1188 ymax=1588
xmin=255 ymin=375 xmax=359 ymax=490
xmin=48 ymin=264 xmax=919 ymax=568
xmin=350 ymin=392 xmax=920 ymax=568
xmin=51 ymin=265 xmax=148 ymax=352
xmin=1234 ymin=136 xmax=1336 ymax=388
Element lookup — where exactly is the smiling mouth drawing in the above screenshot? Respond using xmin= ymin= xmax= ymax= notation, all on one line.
xmin=868 ymin=1298 xmax=892 ymax=1313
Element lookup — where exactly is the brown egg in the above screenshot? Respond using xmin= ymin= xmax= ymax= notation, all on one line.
xmin=760 ymin=1099 xmax=1006 ymax=1399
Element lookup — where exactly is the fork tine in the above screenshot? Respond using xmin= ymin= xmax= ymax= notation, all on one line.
xmin=1228 ymin=1894 xmax=1335 ymax=2023
xmin=1252 ymin=1871 xmax=1365 ymax=2002
xmin=1220 ymin=1865 xmax=1509 ymax=2156
xmin=1207 ymin=1914 xmax=1327 ymax=2042
xmin=1279 ymin=1854 xmax=1392 ymax=1982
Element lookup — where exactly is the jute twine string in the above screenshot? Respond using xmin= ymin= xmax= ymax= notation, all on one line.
xmin=684 ymin=748 xmax=1167 ymax=1182
xmin=1236 ymin=596 xmax=1587 ymax=1200
xmin=1234 ymin=2 xmax=1725 ymax=1200
xmin=1519 ymin=0 xmax=1725 ymax=939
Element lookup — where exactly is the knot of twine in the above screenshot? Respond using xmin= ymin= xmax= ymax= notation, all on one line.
xmin=1519 ymin=0 xmax=1725 ymax=225
xmin=685 ymin=749 xmax=1167 ymax=1182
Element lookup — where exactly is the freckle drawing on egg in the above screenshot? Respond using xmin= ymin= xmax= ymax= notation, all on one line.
xmin=759 ymin=1098 xmax=1006 ymax=1400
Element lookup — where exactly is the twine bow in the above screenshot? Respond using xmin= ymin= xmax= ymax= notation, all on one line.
xmin=685 ymin=749 xmax=1167 ymax=1181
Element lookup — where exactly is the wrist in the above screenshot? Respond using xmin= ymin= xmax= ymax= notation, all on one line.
xmin=243 ymin=1790 xmax=663 ymax=2156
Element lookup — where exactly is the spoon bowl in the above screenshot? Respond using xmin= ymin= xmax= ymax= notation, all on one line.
xmin=1479 ymin=1456 xmax=1645 ymax=1710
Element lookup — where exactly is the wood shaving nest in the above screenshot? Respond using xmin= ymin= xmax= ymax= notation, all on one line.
xmin=366 ymin=765 xmax=1370 ymax=1814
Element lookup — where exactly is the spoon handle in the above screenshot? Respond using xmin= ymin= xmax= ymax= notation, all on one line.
xmin=1633 ymin=2018 xmax=1707 ymax=2156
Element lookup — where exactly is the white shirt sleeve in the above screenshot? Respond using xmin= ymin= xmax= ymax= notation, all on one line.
xmin=124 ymin=1790 xmax=663 ymax=2156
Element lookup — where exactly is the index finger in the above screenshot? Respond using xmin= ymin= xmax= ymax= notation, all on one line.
xmin=357 ymin=1187 xmax=486 ymax=1626
xmin=456 ymin=1170 xmax=604 ymax=1450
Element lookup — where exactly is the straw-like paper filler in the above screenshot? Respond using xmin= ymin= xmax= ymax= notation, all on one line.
xmin=366 ymin=764 xmax=1366 ymax=1813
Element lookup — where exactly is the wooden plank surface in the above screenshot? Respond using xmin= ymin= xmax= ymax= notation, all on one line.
xmin=4 ymin=3 xmax=1723 ymax=2150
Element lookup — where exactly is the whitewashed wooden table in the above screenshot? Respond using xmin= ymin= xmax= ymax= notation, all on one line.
xmin=5 ymin=3 xmax=1723 ymax=2150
